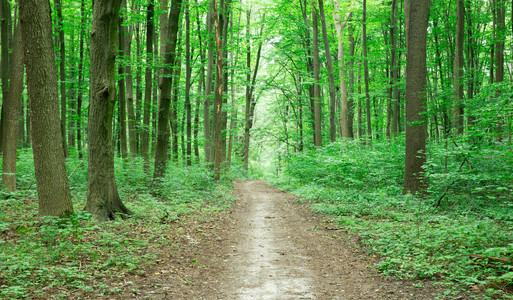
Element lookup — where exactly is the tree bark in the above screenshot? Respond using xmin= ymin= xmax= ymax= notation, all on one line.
xmin=142 ymin=0 xmax=155 ymax=161
xmin=362 ymin=0 xmax=372 ymax=142
xmin=2 ymin=23 xmax=23 ymax=191
xmin=317 ymin=0 xmax=336 ymax=142
xmin=0 ymin=0 xmax=10 ymax=153
xmin=20 ymin=0 xmax=73 ymax=216
xmin=125 ymin=1 xmax=138 ymax=156
xmin=118 ymin=3 xmax=128 ymax=159
xmin=76 ymin=0 xmax=85 ymax=159
xmin=213 ymin=0 xmax=224 ymax=181
xmin=86 ymin=0 xmax=131 ymax=220
xmin=204 ymin=3 xmax=214 ymax=164
xmin=333 ymin=0 xmax=352 ymax=138
xmin=452 ymin=0 xmax=464 ymax=135
xmin=185 ymin=0 xmax=192 ymax=166
xmin=404 ymin=0 xmax=429 ymax=194
xmin=311 ymin=1 xmax=322 ymax=147
xmin=55 ymin=0 xmax=69 ymax=158
xmin=390 ymin=0 xmax=400 ymax=136
xmin=153 ymin=0 xmax=182 ymax=182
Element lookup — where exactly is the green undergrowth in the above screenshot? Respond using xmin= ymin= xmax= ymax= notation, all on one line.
xmin=272 ymin=139 xmax=513 ymax=299
xmin=0 ymin=150 xmax=234 ymax=299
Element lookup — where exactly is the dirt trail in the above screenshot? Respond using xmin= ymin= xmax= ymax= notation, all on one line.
xmin=120 ymin=180 xmax=440 ymax=299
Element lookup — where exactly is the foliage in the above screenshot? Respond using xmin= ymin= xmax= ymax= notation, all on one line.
xmin=0 ymin=151 xmax=233 ymax=299
xmin=273 ymin=139 xmax=513 ymax=299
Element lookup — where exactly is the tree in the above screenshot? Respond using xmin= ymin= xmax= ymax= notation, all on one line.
xmin=86 ymin=0 xmax=131 ymax=220
xmin=117 ymin=1 xmax=128 ymax=159
xmin=317 ymin=0 xmax=337 ymax=142
xmin=55 ymin=0 xmax=69 ymax=158
xmin=311 ymin=1 xmax=322 ymax=147
xmin=19 ymin=0 xmax=73 ymax=216
xmin=2 ymin=22 xmax=23 ymax=191
xmin=185 ymin=0 xmax=192 ymax=166
xmin=404 ymin=0 xmax=429 ymax=194
xmin=153 ymin=0 xmax=183 ymax=182
xmin=212 ymin=0 xmax=224 ymax=180
xmin=333 ymin=0 xmax=352 ymax=138
xmin=142 ymin=0 xmax=155 ymax=162
xmin=452 ymin=0 xmax=464 ymax=134
xmin=362 ymin=0 xmax=371 ymax=141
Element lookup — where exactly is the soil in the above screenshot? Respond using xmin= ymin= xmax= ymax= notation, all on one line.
xmin=118 ymin=180 xmax=442 ymax=299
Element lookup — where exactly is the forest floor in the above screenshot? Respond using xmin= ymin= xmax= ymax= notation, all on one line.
xmin=116 ymin=180 xmax=443 ymax=299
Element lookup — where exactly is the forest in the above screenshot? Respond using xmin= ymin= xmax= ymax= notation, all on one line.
xmin=0 ymin=0 xmax=512 ymax=298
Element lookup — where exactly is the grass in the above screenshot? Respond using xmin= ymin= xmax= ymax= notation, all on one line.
xmin=272 ymin=138 xmax=513 ymax=299
xmin=0 ymin=150 xmax=234 ymax=299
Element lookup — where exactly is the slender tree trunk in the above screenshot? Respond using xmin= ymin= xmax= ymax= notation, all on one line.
xmin=142 ymin=0 xmax=154 ymax=161
xmin=452 ymin=0 xmax=464 ymax=134
xmin=404 ymin=0 xmax=429 ymax=194
xmin=117 ymin=3 xmax=128 ymax=159
xmin=317 ymin=0 xmax=336 ymax=142
xmin=86 ymin=0 xmax=132 ymax=220
xmin=312 ymin=1 xmax=322 ymax=147
xmin=213 ymin=0 xmax=224 ymax=181
xmin=243 ymin=10 xmax=251 ymax=170
xmin=170 ymin=41 xmax=182 ymax=162
xmin=390 ymin=0 xmax=400 ymax=136
xmin=55 ymin=0 xmax=69 ymax=158
xmin=76 ymin=0 xmax=85 ymax=159
xmin=347 ymin=21 xmax=355 ymax=138
xmin=185 ymin=0 xmax=192 ymax=166
xmin=20 ymin=0 xmax=73 ymax=216
xmin=204 ymin=3 xmax=214 ymax=164
xmin=333 ymin=1 xmax=352 ymax=138
xmin=153 ymin=0 xmax=182 ymax=183
xmin=362 ymin=0 xmax=372 ymax=141
xmin=0 ymin=0 xmax=10 ymax=152
xmin=2 ymin=23 xmax=23 ymax=191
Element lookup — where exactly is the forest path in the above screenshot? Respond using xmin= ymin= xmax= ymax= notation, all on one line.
xmin=120 ymin=180 xmax=439 ymax=299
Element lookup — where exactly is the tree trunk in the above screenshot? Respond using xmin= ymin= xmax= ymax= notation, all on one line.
xmin=452 ymin=0 xmax=464 ymax=134
xmin=347 ymin=21 xmax=355 ymax=138
xmin=390 ymin=0 xmax=400 ymax=136
xmin=0 ymin=0 xmax=10 ymax=153
xmin=213 ymin=0 xmax=224 ymax=181
xmin=362 ymin=0 xmax=372 ymax=142
xmin=404 ymin=0 xmax=429 ymax=194
xmin=20 ymin=0 xmax=73 ymax=216
xmin=333 ymin=1 xmax=352 ymax=138
xmin=118 ymin=4 xmax=128 ymax=159
xmin=2 ymin=23 xmax=23 ymax=191
xmin=77 ymin=0 xmax=85 ymax=159
xmin=86 ymin=0 xmax=131 ymax=220
xmin=142 ymin=0 xmax=154 ymax=161
xmin=125 ymin=1 xmax=137 ymax=156
xmin=317 ymin=0 xmax=337 ymax=142
xmin=170 ymin=45 xmax=182 ymax=162
xmin=55 ymin=0 xmax=69 ymax=158
xmin=312 ymin=1 xmax=322 ymax=147
xmin=243 ymin=10 xmax=251 ymax=170
xmin=153 ymin=0 xmax=182 ymax=182
xmin=185 ymin=0 xmax=192 ymax=166
xmin=204 ymin=3 xmax=214 ymax=164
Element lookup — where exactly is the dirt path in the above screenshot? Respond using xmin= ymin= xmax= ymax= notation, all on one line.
xmin=119 ymin=180 xmax=440 ymax=299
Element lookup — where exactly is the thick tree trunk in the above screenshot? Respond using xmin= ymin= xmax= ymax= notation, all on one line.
xmin=452 ymin=0 xmax=464 ymax=134
xmin=317 ymin=0 xmax=336 ymax=142
xmin=404 ymin=0 xmax=429 ymax=194
xmin=86 ymin=0 xmax=131 ymax=220
xmin=55 ymin=0 xmax=69 ymax=158
xmin=2 ymin=23 xmax=23 ymax=191
xmin=142 ymin=0 xmax=155 ymax=161
xmin=20 ymin=0 xmax=73 ymax=216
xmin=311 ymin=1 xmax=322 ymax=147
xmin=153 ymin=0 xmax=182 ymax=182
